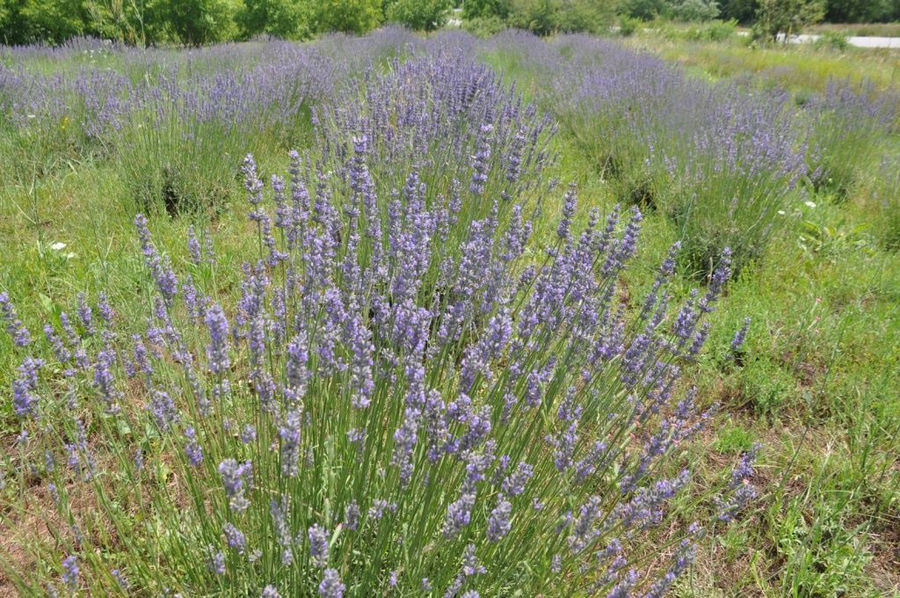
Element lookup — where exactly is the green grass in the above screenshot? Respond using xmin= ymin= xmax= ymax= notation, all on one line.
xmin=1 ymin=33 xmax=899 ymax=596
xmin=627 ymin=34 xmax=900 ymax=96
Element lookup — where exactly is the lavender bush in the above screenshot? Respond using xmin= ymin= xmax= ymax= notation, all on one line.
xmin=314 ymin=49 xmax=557 ymax=212
xmin=804 ymin=79 xmax=899 ymax=197
xmin=0 ymin=138 xmax=756 ymax=594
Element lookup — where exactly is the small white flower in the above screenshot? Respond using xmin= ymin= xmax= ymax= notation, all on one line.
xmin=804 ymin=201 xmax=816 ymax=209
xmin=26 ymin=114 xmax=36 ymax=119
xmin=50 ymin=242 xmax=67 ymax=251
xmin=777 ymin=210 xmax=786 ymax=215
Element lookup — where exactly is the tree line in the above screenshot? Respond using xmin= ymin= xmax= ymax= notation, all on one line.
xmin=0 ymin=0 xmax=896 ymax=46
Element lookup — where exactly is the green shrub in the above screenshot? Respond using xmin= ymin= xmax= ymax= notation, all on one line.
xmin=507 ymin=0 xmax=613 ymax=35
xmin=620 ymin=0 xmax=667 ymax=20
xmin=150 ymin=0 xmax=237 ymax=46
xmin=386 ymin=0 xmax=452 ymax=31
xmin=812 ymin=30 xmax=848 ymax=51
xmin=313 ymin=0 xmax=383 ymax=34
xmin=618 ymin=15 xmax=641 ymax=35
xmin=463 ymin=15 xmax=507 ymax=36
xmin=235 ymin=0 xmax=310 ymax=40
xmin=683 ymin=18 xmax=738 ymax=41
xmin=670 ymin=0 xmax=721 ymax=22
xmin=462 ymin=0 xmax=510 ymax=19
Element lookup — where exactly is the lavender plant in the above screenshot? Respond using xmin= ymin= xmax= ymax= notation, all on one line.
xmin=1 ymin=144 xmax=745 ymax=595
xmin=804 ymin=79 xmax=899 ymax=197
xmin=313 ymin=49 xmax=557 ymax=223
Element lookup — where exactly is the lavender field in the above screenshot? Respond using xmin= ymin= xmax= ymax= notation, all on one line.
xmin=0 ymin=28 xmax=897 ymax=596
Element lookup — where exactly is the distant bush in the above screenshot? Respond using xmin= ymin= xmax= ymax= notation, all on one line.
xmin=507 ymin=0 xmax=614 ymax=35
xmin=235 ymin=0 xmax=311 ymax=40
xmin=825 ymin=0 xmax=899 ymax=23
xmin=386 ymin=0 xmax=453 ymax=31
xmin=313 ymin=0 xmax=383 ymax=34
xmin=682 ymin=18 xmax=738 ymax=41
xmin=462 ymin=0 xmax=511 ymax=20
xmin=620 ymin=0 xmax=668 ymax=20
xmin=812 ymin=30 xmax=848 ymax=51
xmin=670 ymin=0 xmax=721 ymax=21
xmin=753 ymin=0 xmax=825 ymax=43
xmin=618 ymin=15 xmax=642 ymax=35
xmin=464 ymin=15 xmax=508 ymax=36
xmin=719 ymin=0 xmax=758 ymax=23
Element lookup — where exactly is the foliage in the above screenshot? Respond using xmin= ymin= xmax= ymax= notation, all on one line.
xmin=618 ymin=15 xmax=641 ymax=35
xmin=811 ymin=29 xmax=847 ymax=51
xmin=753 ymin=0 xmax=825 ymax=42
xmin=719 ymin=0 xmax=757 ymax=23
xmin=0 ymin=0 xmax=86 ymax=44
xmin=149 ymin=0 xmax=238 ymax=45
xmin=619 ymin=0 xmax=668 ymax=20
xmin=669 ymin=0 xmax=720 ymax=21
xmin=507 ymin=0 xmax=614 ymax=35
xmin=462 ymin=0 xmax=510 ymax=20
xmin=681 ymin=18 xmax=738 ymax=41
xmin=825 ymin=0 xmax=899 ymax=23
xmin=463 ymin=15 xmax=507 ymax=36
xmin=313 ymin=0 xmax=382 ymax=33
xmin=235 ymin=0 xmax=310 ymax=39
xmin=385 ymin=0 xmax=452 ymax=31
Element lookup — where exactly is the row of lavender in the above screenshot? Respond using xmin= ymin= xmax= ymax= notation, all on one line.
xmin=3 ymin=30 xmax=895 ymax=268
xmin=478 ymin=31 xmax=897 ymax=274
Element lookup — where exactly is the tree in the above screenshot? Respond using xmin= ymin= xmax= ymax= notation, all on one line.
xmin=462 ymin=0 xmax=510 ymax=19
xmin=386 ymin=0 xmax=452 ymax=31
xmin=150 ymin=0 xmax=237 ymax=45
xmin=719 ymin=0 xmax=757 ymax=23
xmin=235 ymin=0 xmax=309 ymax=39
xmin=754 ymin=0 xmax=825 ymax=41
xmin=620 ymin=0 xmax=668 ymax=20
xmin=313 ymin=0 xmax=382 ymax=33
xmin=670 ymin=0 xmax=720 ymax=21
xmin=825 ymin=0 xmax=895 ymax=23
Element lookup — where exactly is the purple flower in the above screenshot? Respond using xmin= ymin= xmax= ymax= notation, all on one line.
xmin=731 ymin=316 xmax=751 ymax=353
xmin=223 ymin=522 xmax=246 ymax=553
xmin=318 ymin=568 xmax=345 ymax=598
xmin=219 ymin=459 xmax=252 ymax=513
xmin=134 ymin=214 xmax=178 ymax=305
xmin=98 ymin=292 xmax=115 ymax=324
xmin=61 ymin=555 xmax=78 ymax=590
xmin=149 ymin=390 xmax=179 ymax=432
xmin=205 ymin=303 xmax=231 ymax=374
xmin=308 ymin=524 xmax=329 ymax=568
xmin=344 ymin=501 xmax=360 ymax=531
xmin=207 ymin=547 xmax=225 ymax=575
xmin=241 ymin=424 xmax=257 ymax=444
xmin=487 ymin=495 xmax=512 ymax=541
xmin=0 ymin=291 xmax=31 ymax=347
xmin=76 ymin=292 xmax=95 ymax=335
xmin=12 ymin=356 xmax=44 ymax=419
xmin=187 ymin=225 xmax=203 ymax=265
xmin=111 ymin=568 xmax=129 ymax=590
xmin=279 ymin=410 xmax=302 ymax=478
xmin=184 ymin=426 xmax=203 ymax=466
xmin=501 ymin=461 xmax=533 ymax=496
